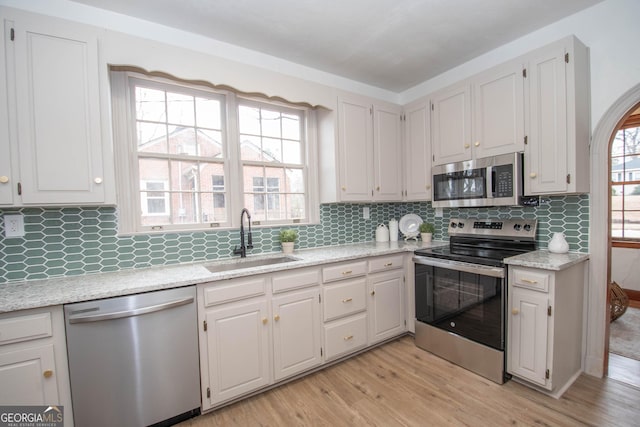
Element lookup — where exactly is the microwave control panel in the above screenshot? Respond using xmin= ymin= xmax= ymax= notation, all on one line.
xmin=494 ymin=164 xmax=513 ymax=197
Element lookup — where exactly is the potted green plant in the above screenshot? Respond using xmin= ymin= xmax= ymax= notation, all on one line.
xmin=419 ymin=223 xmax=435 ymax=243
xmin=279 ymin=229 xmax=298 ymax=254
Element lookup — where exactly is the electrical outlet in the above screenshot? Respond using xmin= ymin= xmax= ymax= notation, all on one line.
xmin=4 ymin=214 xmax=25 ymax=238
xmin=362 ymin=207 xmax=370 ymax=219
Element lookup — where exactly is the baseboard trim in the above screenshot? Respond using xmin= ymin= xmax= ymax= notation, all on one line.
xmin=623 ymin=288 xmax=640 ymax=302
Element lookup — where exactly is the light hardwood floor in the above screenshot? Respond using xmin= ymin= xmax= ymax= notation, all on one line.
xmin=180 ymin=336 xmax=640 ymax=426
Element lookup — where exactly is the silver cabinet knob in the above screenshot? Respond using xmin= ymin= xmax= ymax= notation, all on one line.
xmin=474 ymin=141 xmax=480 ymax=147
xmin=0 ymin=176 xmax=8 ymax=184
xmin=94 ymin=177 xmax=103 ymax=184
xmin=529 ymin=173 xmax=537 ymax=179
xmin=464 ymin=143 xmax=470 ymax=149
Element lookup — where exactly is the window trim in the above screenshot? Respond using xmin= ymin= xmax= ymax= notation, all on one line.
xmin=110 ymin=70 xmax=319 ymax=235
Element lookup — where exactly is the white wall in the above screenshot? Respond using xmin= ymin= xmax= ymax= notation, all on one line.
xmin=611 ymin=247 xmax=640 ymax=292
xmin=400 ymin=0 xmax=640 ymax=133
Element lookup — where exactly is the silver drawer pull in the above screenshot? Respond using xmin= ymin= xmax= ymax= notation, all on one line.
xmin=521 ymin=278 xmax=538 ymax=284
xmin=342 ymin=270 xmax=353 ymax=275
xmin=384 ymin=262 xmax=393 ymax=267
xmin=343 ymin=335 xmax=354 ymax=341
xmin=342 ymin=298 xmax=352 ymax=303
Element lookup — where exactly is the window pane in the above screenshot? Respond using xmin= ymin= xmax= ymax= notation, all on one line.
xmin=196 ymin=97 xmax=221 ymax=129
xmin=239 ymin=105 xmax=260 ymax=135
xmin=283 ymin=139 xmax=301 ymax=164
xmin=137 ymin=122 xmax=167 ymax=153
xmin=287 ymin=194 xmax=306 ymax=219
xmin=168 ymin=126 xmax=197 ymax=155
xmin=139 ymin=159 xmax=169 ymax=183
xmin=611 ymin=131 xmax=626 ymax=157
xmin=282 ymin=113 xmax=300 ymax=140
xmin=625 ymin=210 xmax=640 ymax=238
xmin=250 ymin=194 xmax=266 ymax=220
xmin=136 ymin=87 xmax=165 ymax=122
xmin=240 ymin=135 xmax=262 ymax=161
xmin=167 ymin=92 xmax=195 ymax=126
xmin=171 ymin=192 xmax=198 ymax=224
xmin=198 ymin=130 xmax=223 ymax=157
xmin=612 ymin=210 xmax=623 ymax=238
xmin=261 ymin=109 xmax=281 ymax=138
xmin=262 ymin=137 xmax=282 ymax=162
xmin=286 ymin=168 xmax=305 ymax=193
xmin=171 ymin=161 xmax=198 ymax=191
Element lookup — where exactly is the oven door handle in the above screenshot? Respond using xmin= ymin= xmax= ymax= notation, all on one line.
xmin=413 ymin=256 xmax=505 ymax=278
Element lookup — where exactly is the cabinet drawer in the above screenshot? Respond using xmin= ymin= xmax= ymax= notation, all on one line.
xmin=272 ymin=268 xmax=320 ymax=294
xmin=368 ymin=254 xmax=404 ymax=273
xmin=203 ymin=277 xmax=267 ymax=307
xmin=322 ymin=261 xmax=367 ymax=283
xmin=323 ymin=278 xmax=367 ymax=321
xmin=513 ymin=268 xmax=550 ymax=292
xmin=0 ymin=312 xmax=52 ymax=346
xmin=324 ymin=314 xmax=367 ymax=361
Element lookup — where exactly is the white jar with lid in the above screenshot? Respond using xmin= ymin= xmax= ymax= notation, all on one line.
xmin=375 ymin=224 xmax=390 ymax=242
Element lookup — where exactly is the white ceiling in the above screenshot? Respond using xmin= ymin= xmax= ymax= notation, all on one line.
xmin=69 ymin=0 xmax=603 ymax=92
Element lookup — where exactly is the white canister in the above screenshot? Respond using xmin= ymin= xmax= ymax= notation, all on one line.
xmin=389 ymin=218 xmax=398 ymax=242
xmin=375 ymin=224 xmax=390 ymax=242
xmin=548 ymin=232 xmax=569 ymax=253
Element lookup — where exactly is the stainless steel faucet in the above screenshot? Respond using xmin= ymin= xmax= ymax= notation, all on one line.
xmin=233 ymin=208 xmax=253 ymax=258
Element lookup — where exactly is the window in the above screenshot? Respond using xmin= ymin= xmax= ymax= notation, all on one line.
xmin=611 ymin=106 xmax=640 ymax=243
xmin=239 ymin=101 xmax=308 ymax=224
xmin=110 ymin=70 xmax=318 ymax=233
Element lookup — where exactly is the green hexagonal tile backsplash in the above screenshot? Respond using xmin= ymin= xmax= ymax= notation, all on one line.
xmin=0 ymin=195 xmax=588 ymax=284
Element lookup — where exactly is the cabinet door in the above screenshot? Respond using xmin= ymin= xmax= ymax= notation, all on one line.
xmin=0 ymin=23 xmax=13 ymax=204
xmin=368 ymin=270 xmax=404 ymax=344
xmin=337 ymin=96 xmax=373 ymax=201
xmin=9 ymin=16 xmax=105 ymax=204
xmin=204 ymin=300 xmax=270 ymax=407
xmin=526 ymin=43 xmax=568 ymax=195
xmin=0 ymin=344 xmax=58 ymax=405
xmin=473 ymin=62 xmax=525 ymax=159
xmin=373 ymin=104 xmax=403 ymax=201
xmin=403 ymin=100 xmax=432 ymax=200
xmin=272 ymin=289 xmax=322 ymax=381
xmin=431 ymin=83 xmax=472 ymax=165
xmin=508 ymin=287 xmax=549 ymax=387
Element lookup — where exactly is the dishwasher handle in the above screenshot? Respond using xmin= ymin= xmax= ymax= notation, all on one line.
xmin=68 ymin=296 xmax=194 ymax=324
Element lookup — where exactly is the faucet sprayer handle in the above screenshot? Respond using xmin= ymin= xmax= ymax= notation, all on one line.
xmin=247 ymin=232 xmax=254 ymax=249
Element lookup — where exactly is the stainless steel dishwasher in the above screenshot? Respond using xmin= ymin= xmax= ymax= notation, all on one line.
xmin=64 ymin=286 xmax=201 ymax=427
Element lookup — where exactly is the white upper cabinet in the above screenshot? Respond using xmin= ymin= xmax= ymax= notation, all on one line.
xmin=403 ymin=99 xmax=432 ymax=201
xmin=373 ymin=103 xmax=403 ymax=201
xmin=431 ymin=83 xmax=472 ymax=165
xmin=525 ymin=36 xmax=590 ymax=195
xmin=431 ymin=61 xmax=525 ymax=166
xmin=0 ymin=22 xmax=13 ymax=205
xmin=472 ymin=61 xmax=525 ymax=159
xmin=3 ymin=10 xmax=113 ymax=205
xmin=321 ymin=93 xmax=402 ymax=203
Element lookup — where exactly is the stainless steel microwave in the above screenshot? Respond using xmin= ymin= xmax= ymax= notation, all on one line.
xmin=432 ymin=152 xmax=523 ymax=208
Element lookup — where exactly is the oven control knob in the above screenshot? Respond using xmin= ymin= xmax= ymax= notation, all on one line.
xmin=523 ymin=224 xmax=531 ymax=232
xmin=457 ymin=222 xmax=465 ymax=229
xmin=450 ymin=321 xmax=456 ymax=328
xmin=450 ymin=222 xmax=457 ymax=228
xmin=513 ymin=224 xmax=522 ymax=231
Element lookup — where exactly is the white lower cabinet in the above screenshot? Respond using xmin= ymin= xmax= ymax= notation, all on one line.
xmin=272 ymin=288 xmax=322 ymax=381
xmin=198 ymin=255 xmax=409 ymax=412
xmin=507 ymin=262 xmax=586 ymax=396
xmin=368 ymin=269 xmax=405 ymax=344
xmin=0 ymin=307 xmax=73 ymax=425
xmin=198 ymin=269 xmax=322 ymax=410
xmin=202 ymin=298 xmax=271 ymax=408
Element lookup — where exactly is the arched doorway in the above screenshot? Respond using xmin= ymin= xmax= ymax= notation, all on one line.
xmin=587 ymin=83 xmax=640 ymax=378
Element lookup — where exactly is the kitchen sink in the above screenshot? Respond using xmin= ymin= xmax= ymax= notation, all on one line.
xmin=205 ymin=256 xmax=299 ymax=273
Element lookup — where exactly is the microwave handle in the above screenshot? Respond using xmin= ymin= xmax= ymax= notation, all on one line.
xmin=486 ymin=166 xmax=494 ymax=199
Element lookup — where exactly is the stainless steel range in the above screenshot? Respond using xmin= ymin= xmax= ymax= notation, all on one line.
xmin=413 ymin=218 xmax=537 ymax=384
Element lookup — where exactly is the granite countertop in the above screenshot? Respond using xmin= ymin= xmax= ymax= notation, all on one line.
xmin=0 ymin=240 xmax=448 ymax=313
xmin=503 ymin=250 xmax=589 ymax=271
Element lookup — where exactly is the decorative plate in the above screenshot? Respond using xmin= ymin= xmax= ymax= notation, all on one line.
xmin=399 ymin=214 xmax=423 ymax=240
